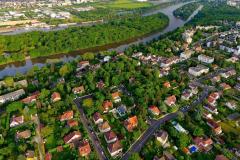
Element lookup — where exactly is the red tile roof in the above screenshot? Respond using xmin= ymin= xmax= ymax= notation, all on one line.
xmin=124 ymin=116 xmax=138 ymax=132
xmin=78 ymin=140 xmax=91 ymax=157
xmin=63 ymin=131 xmax=81 ymax=144
xmin=67 ymin=119 xmax=78 ymax=127
xmin=148 ymin=106 xmax=160 ymax=115
xmin=60 ymin=110 xmax=73 ymax=121
xmin=51 ymin=92 xmax=61 ymax=102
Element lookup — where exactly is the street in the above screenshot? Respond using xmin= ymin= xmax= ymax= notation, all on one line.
xmin=73 ymin=95 xmax=108 ymax=160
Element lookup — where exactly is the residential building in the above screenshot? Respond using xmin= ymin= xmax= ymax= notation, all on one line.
xmin=51 ymin=92 xmax=61 ymax=102
xmin=16 ymin=130 xmax=31 ymax=140
xmin=104 ymin=131 xmax=118 ymax=143
xmin=204 ymin=105 xmax=218 ymax=114
xmin=155 ymin=130 xmax=168 ymax=146
xmin=102 ymin=100 xmax=113 ymax=113
xmin=0 ymin=89 xmax=25 ymax=104
xmin=67 ymin=119 xmax=78 ymax=127
xmin=78 ymin=140 xmax=91 ymax=157
xmin=93 ymin=112 xmax=103 ymax=125
xmin=198 ymin=54 xmax=214 ymax=64
xmin=107 ymin=140 xmax=122 ymax=157
xmin=64 ymin=131 xmax=81 ymax=144
xmin=98 ymin=121 xmax=111 ymax=133
xmin=180 ymin=50 xmax=193 ymax=59
xmin=193 ymin=137 xmax=213 ymax=152
xmin=225 ymin=101 xmax=237 ymax=110
xmin=116 ymin=105 xmax=127 ymax=117
xmin=111 ymin=92 xmax=121 ymax=103
xmin=10 ymin=115 xmax=24 ymax=127
xmin=72 ymin=86 xmax=85 ymax=94
xmin=207 ymin=119 xmax=222 ymax=135
xmin=124 ymin=116 xmax=138 ymax=132
xmin=21 ymin=91 xmax=40 ymax=104
xmin=164 ymin=95 xmax=176 ymax=107
xmin=148 ymin=105 xmax=161 ymax=116
xmin=188 ymin=65 xmax=209 ymax=77
xmin=181 ymin=89 xmax=193 ymax=101
xmin=60 ymin=110 xmax=73 ymax=121
xmin=215 ymin=155 xmax=229 ymax=160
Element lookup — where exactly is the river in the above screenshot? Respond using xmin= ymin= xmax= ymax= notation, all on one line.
xmin=0 ymin=1 xmax=202 ymax=79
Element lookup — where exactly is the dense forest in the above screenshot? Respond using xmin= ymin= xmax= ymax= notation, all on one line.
xmin=0 ymin=13 xmax=168 ymax=65
xmin=190 ymin=2 xmax=240 ymax=25
xmin=173 ymin=2 xmax=200 ymax=20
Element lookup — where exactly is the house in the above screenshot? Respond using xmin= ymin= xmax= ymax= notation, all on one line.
xmin=198 ymin=54 xmax=214 ymax=64
xmin=148 ymin=105 xmax=161 ymax=116
xmin=98 ymin=121 xmax=111 ymax=133
xmin=164 ymin=95 xmax=176 ymax=107
xmin=163 ymin=82 xmax=171 ymax=88
xmin=78 ymin=140 xmax=91 ymax=157
xmin=104 ymin=131 xmax=118 ymax=143
xmin=220 ymin=83 xmax=231 ymax=90
xmin=207 ymin=119 xmax=222 ymax=135
xmin=93 ymin=112 xmax=103 ymax=124
xmin=67 ymin=119 xmax=78 ymax=127
xmin=203 ymin=111 xmax=213 ymax=119
xmin=111 ymin=92 xmax=121 ymax=103
xmin=102 ymin=100 xmax=113 ymax=113
xmin=155 ymin=130 xmax=168 ymax=146
xmin=51 ymin=92 xmax=61 ymax=102
xmin=72 ymin=86 xmax=85 ymax=94
xmin=16 ymin=130 xmax=31 ymax=139
xmin=181 ymin=89 xmax=193 ymax=101
xmin=60 ymin=110 xmax=73 ymax=121
xmin=64 ymin=131 xmax=82 ymax=144
xmin=211 ymin=75 xmax=221 ymax=83
xmin=116 ymin=104 xmax=127 ymax=117
xmin=107 ymin=140 xmax=122 ymax=157
xmin=77 ymin=61 xmax=89 ymax=70
xmin=193 ymin=137 xmax=213 ymax=152
xmin=207 ymin=92 xmax=221 ymax=106
xmin=188 ymin=65 xmax=209 ymax=77
xmin=10 ymin=115 xmax=24 ymax=127
xmin=21 ymin=91 xmax=40 ymax=104
xmin=215 ymin=155 xmax=229 ymax=160
xmin=225 ymin=101 xmax=237 ymax=110
xmin=220 ymin=69 xmax=236 ymax=78
xmin=189 ymin=83 xmax=198 ymax=94
xmin=96 ymin=80 xmax=105 ymax=89
xmin=204 ymin=105 xmax=218 ymax=114
xmin=0 ymin=89 xmax=25 ymax=104
xmin=180 ymin=50 xmax=193 ymax=59
xmin=124 ymin=116 xmax=138 ymax=132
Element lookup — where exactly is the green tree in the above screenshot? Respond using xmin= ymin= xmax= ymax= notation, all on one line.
xmin=6 ymin=102 xmax=23 ymax=113
xmin=4 ymin=77 xmax=14 ymax=87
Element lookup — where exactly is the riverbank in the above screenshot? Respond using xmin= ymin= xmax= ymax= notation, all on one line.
xmin=0 ymin=1 xmax=201 ymax=78
xmin=0 ymin=12 xmax=169 ymax=66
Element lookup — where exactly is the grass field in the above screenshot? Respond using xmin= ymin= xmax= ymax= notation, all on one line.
xmin=220 ymin=121 xmax=240 ymax=134
xmin=94 ymin=0 xmax=152 ymax=9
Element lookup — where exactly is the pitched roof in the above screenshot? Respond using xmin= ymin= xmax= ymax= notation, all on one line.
xmin=63 ymin=131 xmax=81 ymax=144
xmin=165 ymin=95 xmax=176 ymax=106
xmin=78 ymin=140 xmax=91 ymax=156
xmin=149 ymin=105 xmax=160 ymax=115
xmin=99 ymin=121 xmax=111 ymax=131
xmin=102 ymin=100 xmax=113 ymax=111
xmin=67 ymin=119 xmax=78 ymax=127
xmin=60 ymin=110 xmax=73 ymax=121
xmin=111 ymin=92 xmax=120 ymax=99
xmin=16 ymin=130 xmax=31 ymax=139
xmin=51 ymin=92 xmax=61 ymax=102
xmin=93 ymin=112 xmax=103 ymax=122
xmin=21 ymin=91 xmax=40 ymax=104
xmin=72 ymin=86 xmax=85 ymax=94
xmin=104 ymin=131 xmax=117 ymax=141
xmin=107 ymin=140 xmax=122 ymax=153
xmin=163 ymin=82 xmax=171 ymax=88
xmin=124 ymin=116 xmax=138 ymax=132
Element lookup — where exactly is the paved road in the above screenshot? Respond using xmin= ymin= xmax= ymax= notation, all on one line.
xmin=121 ymin=86 xmax=210 ymax=160
xmin=73 ymin=95 xmax=108 ymax=160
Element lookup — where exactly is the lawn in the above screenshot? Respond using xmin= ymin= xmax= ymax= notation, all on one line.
xmin=220 ymin=121 xmax=240 ymax=135
xmin=95 ymin=0 xmax=152 ymax=9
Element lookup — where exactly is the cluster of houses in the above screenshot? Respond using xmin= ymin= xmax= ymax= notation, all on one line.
xmin=93 ymin=112 xmax=123 ymax=157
